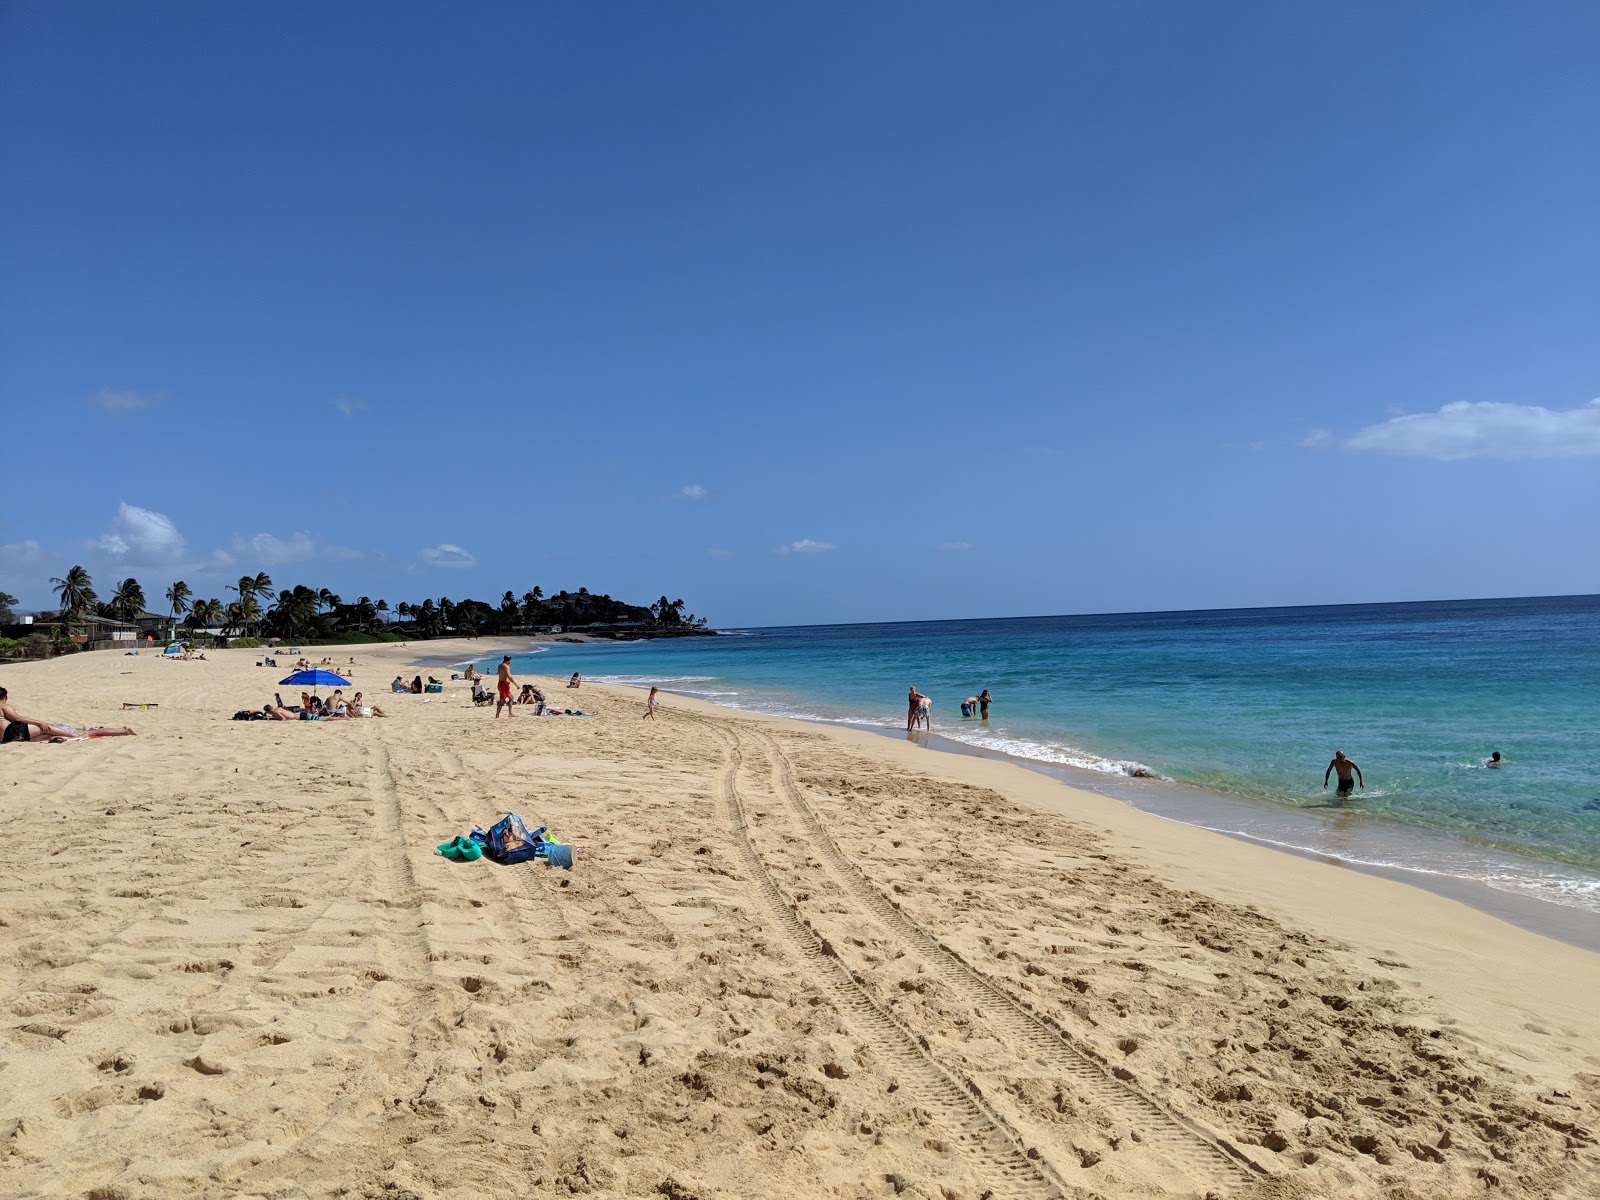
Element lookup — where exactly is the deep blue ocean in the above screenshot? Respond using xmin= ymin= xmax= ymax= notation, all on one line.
xmin=481 ymin=596 xmax=1600 ymax=918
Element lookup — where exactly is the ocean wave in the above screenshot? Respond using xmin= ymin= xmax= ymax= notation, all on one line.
xmin=588 ymin=674 xmax=719 ymax=686
xmin=957 ymin=731 xmax=1163 ymax=779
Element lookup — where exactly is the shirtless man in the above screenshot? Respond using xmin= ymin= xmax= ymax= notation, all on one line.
xmin=495 ymin=656 xmax=516 ymax=718
xmin=0 ymin=686 xmax=81 ymax=741
xmin=1323 ymin=750 xmax=1364 ymax=799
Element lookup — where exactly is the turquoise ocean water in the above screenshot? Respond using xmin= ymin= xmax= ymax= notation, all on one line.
xmin=480 ymin=596 xmax=1600 ymax=919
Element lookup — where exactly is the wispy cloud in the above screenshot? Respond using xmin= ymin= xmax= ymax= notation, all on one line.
xmin=1299 ymin=429 xmax=1334 ymax=449
xmin=679 ymin=483 xmax=707 ymax=500
xmin=777 ymin=538 xmax=835 ymax=555
xmin=938 ymin=541 xmax=974 ymax=552
xmin=708 ymin=547 xmax=733 ymax=557
xmin=330 ymin=395 xmax=367 ymax=418
xmin=1335 ymin=399 xmax=1600 ymax=460
xmin=90 ymin=388 xmax=164 ymax=414
xmin=231 ymin=531 xmax=363 ymax=566
xmin=419 ymin=543 xmax=478 ymax=569
xmin=1247 ymin=441 xmax=1265 ymax=451
xmin=0 ymin=539 xmax=42 ymax=567
xmin=95 ymin=502 xmax=188 ymax=565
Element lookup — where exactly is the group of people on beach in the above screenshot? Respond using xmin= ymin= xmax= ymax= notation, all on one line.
xmin=906 ymin=685 xmax=992 ymax=731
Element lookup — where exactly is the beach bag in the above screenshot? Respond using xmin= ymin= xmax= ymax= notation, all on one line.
xmin=483 ymin=814 xmax=546 ymax=864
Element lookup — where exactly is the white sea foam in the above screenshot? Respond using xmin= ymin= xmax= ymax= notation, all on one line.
xmin=958 ymin=731 xmax=1164 ymax=779
xmin=1180 ymin=828 xmax=1600 ymax=918
xmin=588 ymin=674 xmax=717 ymax=686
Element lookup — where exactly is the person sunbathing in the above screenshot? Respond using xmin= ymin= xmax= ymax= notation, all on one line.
xmin=262 ymin=704 xmax=297 ymax=721
xmin=4 ymin=718 xmax=135 ymax=743
xmin=0 ymin=686 xmax=95 ymax=741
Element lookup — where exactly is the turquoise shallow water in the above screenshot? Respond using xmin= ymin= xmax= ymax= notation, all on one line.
xmin=481 ymin=596 xmax=1600 ymax=917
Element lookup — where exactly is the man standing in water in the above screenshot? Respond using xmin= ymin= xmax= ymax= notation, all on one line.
xmin=1323 ymin=749 xmax=1364 ymax=799
xmin=495 ymin=656 xmax=516 ymax=719
xmin=906 ymin=685 xmax=930 ymax=731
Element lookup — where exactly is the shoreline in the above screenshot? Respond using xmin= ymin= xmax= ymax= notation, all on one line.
xmin=478 ymin=636 xmax=1600 ymax=948
xmin=1 ymin=643 xmax=1595 ymax=1196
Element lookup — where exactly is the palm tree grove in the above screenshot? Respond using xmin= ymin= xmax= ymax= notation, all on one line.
xmin=2 ymin=565 xmax=712 ymax=655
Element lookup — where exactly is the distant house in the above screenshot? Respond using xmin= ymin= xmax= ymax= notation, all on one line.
xmin=133 ymin=610 xmax=177 ymax=644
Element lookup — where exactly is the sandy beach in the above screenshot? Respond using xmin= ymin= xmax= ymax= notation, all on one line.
xmin=1 ymin=640 xmax=1595 ymax=1199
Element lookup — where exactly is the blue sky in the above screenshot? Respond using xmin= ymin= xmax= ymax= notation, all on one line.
xmin=3 ymin=1 xmax=1597 ymax=626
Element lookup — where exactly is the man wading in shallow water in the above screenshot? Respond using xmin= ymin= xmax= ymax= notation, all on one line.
xmin=1324 ymin=749 xmax=1364 ymax=799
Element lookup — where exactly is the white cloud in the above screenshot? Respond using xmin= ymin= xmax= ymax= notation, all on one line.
xmin=777 ymin=538 xmax=835 ymax=555
xmin=90 ymin=388 xmax=164 ymax=414
xmin=0 ymin=539 xmax=42 ymax=567
xmin=1341 ymin=399 xmax=1600 ymax=460
xmin=938 ymin=541 xmax=974 ymax=552
xmin=1247 ymin=441 xmax=1265 ymax=451
xmin=95 ymin=503 xmax=188 ymax=565
xmin=330 ymin=395 xmax=366 ymax=418
xmin=707 ymin=548 xmax=733 ymax=557
xmin=1299 ymin=429 xmax=1334 ymax=449
xmin=231 ymin=531 xmax=362 ymax=566
xmin=680 ymin=483 xmax=707 ymax=500
xmin=420 ymin=543 xmax=478 ymax=569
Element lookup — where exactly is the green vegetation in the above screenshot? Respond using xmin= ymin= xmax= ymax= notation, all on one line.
xmin=8 ymin=565 xmax=710 ymax=647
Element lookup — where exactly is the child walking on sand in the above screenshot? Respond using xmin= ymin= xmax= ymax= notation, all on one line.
xmin=643 ymin=686 xmax=658 ymax=720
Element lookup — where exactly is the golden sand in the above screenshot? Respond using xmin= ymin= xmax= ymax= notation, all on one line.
xmin=1 ymin=640 xmax=1595 ymax=1198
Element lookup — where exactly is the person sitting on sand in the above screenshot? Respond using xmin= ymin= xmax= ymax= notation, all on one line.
xmin=349 ymin=692 xmax=387 ymax=718
xmin=568 ymin=672 xmax=582 ymax=689
xmin=392 ymin=675 xmax=408 ymax=693
xmin=411 ymin=676 xmax=423 ymax=694
xmin=1324 ymin=749 xmax=1364 ymax=798
xmin=463 ymin=665 xmax=482 ymax=683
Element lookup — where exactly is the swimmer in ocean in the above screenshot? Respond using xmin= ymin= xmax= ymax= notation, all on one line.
xmin=1323 ymin=749 xmax=1364 ymax=799
xmin=1486 ymin=750 xmax=1505 ymax=767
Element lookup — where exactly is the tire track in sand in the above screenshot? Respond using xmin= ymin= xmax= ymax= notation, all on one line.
xmin=746 ymin=724 xmax=1268 ymax=1193
xmin=711 ymin=724 xmax=1081 ymax=1200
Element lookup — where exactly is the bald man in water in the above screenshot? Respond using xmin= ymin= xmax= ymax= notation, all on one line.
xmin=1324 ymin=750 xmax=1364 ymax=799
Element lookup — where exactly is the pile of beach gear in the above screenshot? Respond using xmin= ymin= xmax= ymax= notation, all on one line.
xmin=437 ymin=813 xmax=575 ymax=869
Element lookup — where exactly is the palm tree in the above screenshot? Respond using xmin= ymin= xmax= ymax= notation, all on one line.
xmin=109 ymin=577 xmax=147 ymax=622
xmin=317 ymin=587 xmax=338 ymax=614
xmin=166 ymin=581 xmax=192 ymax=626
xmin=186 ymin=597 xmax=223 ymax=631
xmin=375 ymin=599 xmax=389 ymax=625
xmin=50 ymin=565 xmax=96 ymax=617
xmin=251 ymin=572 xmax=275 ymax=604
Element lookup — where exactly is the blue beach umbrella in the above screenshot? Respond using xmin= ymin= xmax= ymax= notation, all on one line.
xmin=279 ymin=668 xmax=351 ymax=696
